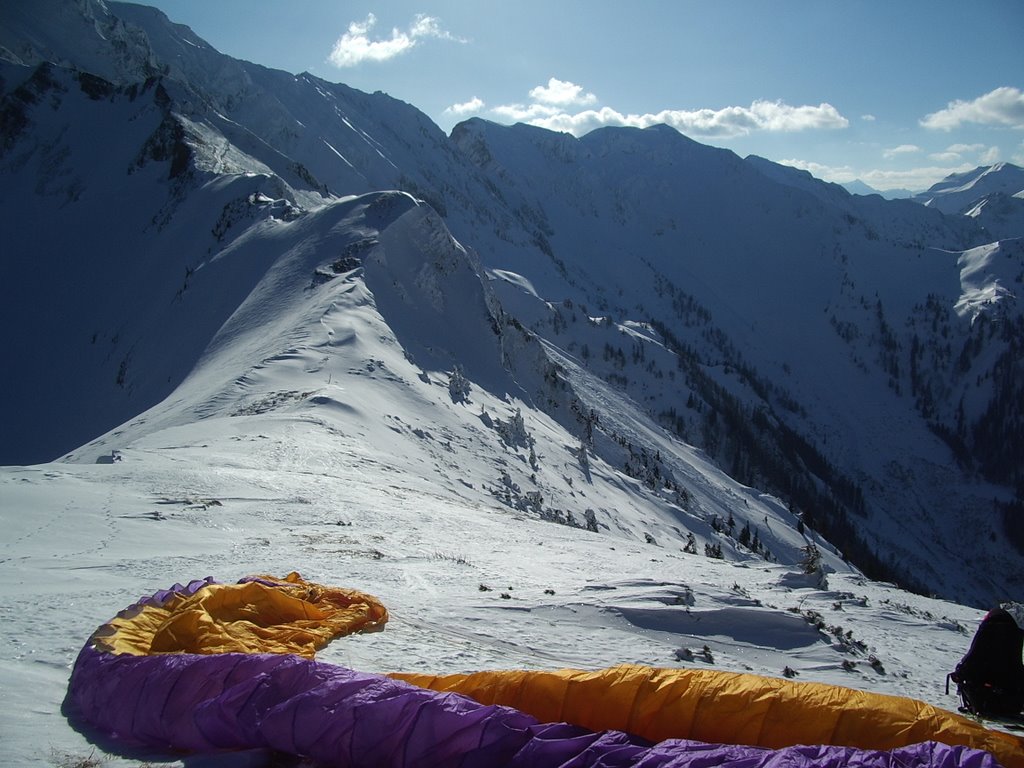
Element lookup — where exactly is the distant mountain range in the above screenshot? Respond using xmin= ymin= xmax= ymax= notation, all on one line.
xmin=910 ymin=163 xmax=1024 ymax=242
xmin=2 ymin=0 xmax=1022 ymax=607
xmin=841 ymin=162 xmax=1024 ymax=218
xmin=841 ymin=179 xmax=915 ymax=199
xmin=911 ymin=163 xmax=1024 ymax=212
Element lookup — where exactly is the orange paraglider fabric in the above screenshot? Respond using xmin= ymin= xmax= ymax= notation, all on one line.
xmin=391 ymin=665 xmax=1024 ymax=768
xmin=91 ymin=572 xmax=387 ymax=657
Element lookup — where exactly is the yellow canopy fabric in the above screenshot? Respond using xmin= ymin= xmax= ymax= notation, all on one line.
xmin=392 ymin=665 xmax=1024 ymax=768
xmin=91 ymin=572 xmax=388 ymax=657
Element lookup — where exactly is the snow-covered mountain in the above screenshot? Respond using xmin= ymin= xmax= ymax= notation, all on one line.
xmin=5 ymin=2 xmax=1024 ymax=764
xmin=842 ymin=179 xmax=914 ymax=199
xmin=911 ymin=162 xmax=1024 ymax=214
xmin=4 ymin=0 xmax=1019 ymax=614
xmin=453 ymin=119 xmax=1023 ymax=603
xmin=908 ymin=162 xmax=1024 ymax=244
xmin=964 ymin=191 xmax=1024 ymax=241
xmin=3 ymin=1 xmax=1023 ymax=609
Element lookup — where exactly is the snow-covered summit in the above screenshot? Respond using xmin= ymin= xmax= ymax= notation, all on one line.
xmin=912 ymin=162 xmax=1024 ymax=216
xmin=0 ymin=0 xmax=161 ymax=83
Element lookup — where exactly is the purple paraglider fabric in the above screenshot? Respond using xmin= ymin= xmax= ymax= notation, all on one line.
xmin=64 ymin=577 xmax=1008 ymax=768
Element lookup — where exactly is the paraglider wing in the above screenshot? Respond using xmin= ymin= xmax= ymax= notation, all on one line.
xmin=64 ymin=574 xmax=1023 ymax=768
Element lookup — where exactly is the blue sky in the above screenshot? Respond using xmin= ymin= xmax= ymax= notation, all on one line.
xmin=145 ymin=0 xmax=1024 ymax=192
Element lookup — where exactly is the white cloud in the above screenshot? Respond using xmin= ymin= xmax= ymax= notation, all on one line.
xmin=491 ymin=102 xmax=561 ymax=122
xmin=328 ymin=13 xmax=464 ymax=67
xmin=793 ymin=140 xmax=1010 ymax=194
xmin=859 ymin=165 xmax=975 ymax=192
xmin=980 ymin=145 xmax=1001 ymax=164
xmin=946 ymin=143 xmax=986 ymax=154
xmin=561 ymin=101 xmax=845 ymax=137
xmin=492 ymin=86 xmax=849 ymax=138
xmin=408 ymin=15 xmax=464 ymax=41
xmin=928 ymin=143 xmax=1000 ymax=164
xmin=778 ymin=159 xmax=856 ymax=184
xmin=747 ymin=100 xmax=850 ymax=132
xmin=861 ymin=114 xmax=876 ymax=122
xmin=781 ymin=157 xmax=975 ymax=192
xmin=528 ymin=78 xmax=597 ymax=106
xmin=920 ymin=86 xmax=1024 ymax=130
xmin=1013 ymin=141 xmax=1024 ymax=166
xmin=883 ymin=144 xmax=920 ymax=158
xmin=445 ymin=97 xmax=485 ymax=115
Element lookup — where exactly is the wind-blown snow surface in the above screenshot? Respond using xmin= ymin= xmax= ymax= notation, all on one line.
xmin=0 ymin=449 xmax=991 ymax=767
xmin=0 ymin=450 xmax=991 ymax=767
xmin=955 ymin=241 xmax=1023 ymax=322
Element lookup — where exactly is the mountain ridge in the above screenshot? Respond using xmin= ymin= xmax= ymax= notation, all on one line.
xmin=2 ymin=0 xmax=1022 ymax=608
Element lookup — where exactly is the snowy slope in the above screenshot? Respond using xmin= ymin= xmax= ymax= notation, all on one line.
xmin=0 ymin=423 xmax=993 ymax=766
xmin=50 ymin=185 xmax=825 ymax=577
xmin=963 ymin=191 xmax=1024 ymax=241
xmin=0 ymin=60 xmax=318 ymax=464
xmin=0 ymin=0 xmax=162 ymax=84
xmin=0 ymin=189 xmax=1000 ymax=765
xmin=450 ymin=118 xmax=1022 ymax=606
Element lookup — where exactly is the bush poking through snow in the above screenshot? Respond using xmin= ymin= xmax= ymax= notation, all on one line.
xmin=431 ymin=551 xmax=472 ymax=565
xmin=448 ymin=365 xmax=471 ymax=403
xmin=683 ymin=532 xmax=698 ymax=554
xmin=800 ymin=542 xmax=823 ymax=574
xmin=577 ymin=440 xmax=590 ymax=473
xmin=799 ymin=542 xmax=829 ymax=588
xmin=49 ymin=750 xmax=107 ymax=768
xmin=496 ymin=408 xmax=531 ymax=448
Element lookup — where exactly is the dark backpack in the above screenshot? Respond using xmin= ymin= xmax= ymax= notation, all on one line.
xmin=948 ymin=607 xmax=1024 ymax=719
